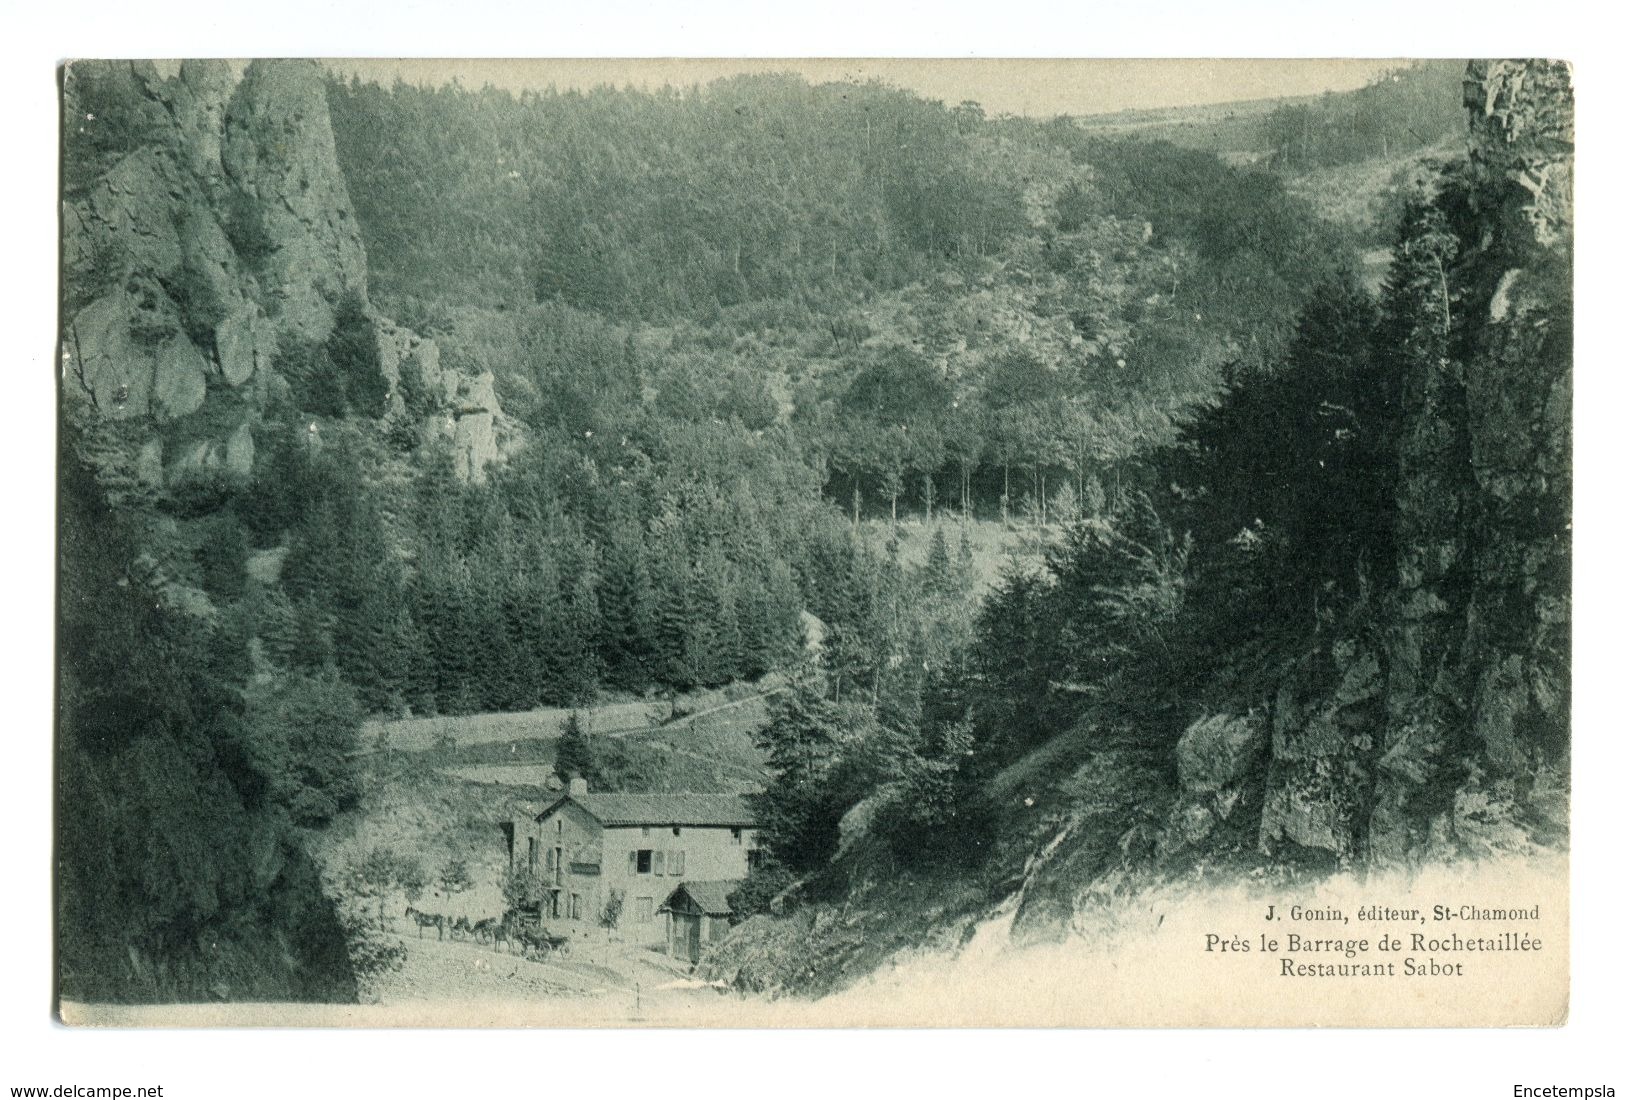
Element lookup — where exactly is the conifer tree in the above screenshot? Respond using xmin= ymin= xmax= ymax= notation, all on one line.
xmin=597 ymin=522 xmax=656 ymax=689
xmin=922 ymin=526 xmax=955 ymax=599
xmin=651 ymin=541 xmax=697 ymax=690
xmin=750 ymin=674 xmax=847 ymax=871
xmin=553 ymin=712 xmax=596 ymax=784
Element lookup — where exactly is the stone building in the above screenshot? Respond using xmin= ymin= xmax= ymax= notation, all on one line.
xmin=501 ymin=780 xmax=760 ymax=950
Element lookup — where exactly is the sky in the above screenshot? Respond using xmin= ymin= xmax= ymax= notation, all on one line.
xmin=322 ymin=58 xmax=1410 ymax=118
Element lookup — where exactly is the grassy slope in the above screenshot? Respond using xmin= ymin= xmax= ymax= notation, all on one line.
xmin=1068 ymin=95 xmax=1300 ymax=158
xmin=857 ymin=515 xmax=1054 ymax=597
xmin=1284 ymin=143 xmax=1451 ymax=231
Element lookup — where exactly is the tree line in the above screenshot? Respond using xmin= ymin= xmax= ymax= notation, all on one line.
xmin=330 ymin=73 xmax=1357 ymax=534
xmin=736 ymin=160 xmax=1473 ymax=895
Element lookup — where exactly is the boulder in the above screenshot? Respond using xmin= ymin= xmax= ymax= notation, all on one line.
xmin=166 ymin=439 xmax=221 ymax=486
xmin=224 ymin=422 xmax=256 ymax=477
xmin=412 ymin=339 xmax=442 ymax=392
xmin=69 ymin=292 xmax=154 ymax=418
xmin=1175 ymin=712 xmax=1263 ymax=793
xmin=152 ymin=332 xmax=209 ymax=419
xmin=1164 ymin=800 xmax=1215 ymax=851
xmin=451 ymin=370 xmax=502 ymax=483
xmin=453 ymin=409 xmax=497 ymax=484
xmin=214 ymin=306 xmax=261 ymax=386
xmin=1260 ymin=761 xmax=1354 ymax=855
xmin=175 ymin=204 xmax=251 ymax=323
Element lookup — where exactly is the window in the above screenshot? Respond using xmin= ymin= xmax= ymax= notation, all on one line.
xmin=730 ymin=828 xmax=743 ymax=845
xmin=636 ymin=896 xmax=654 ymax=924
xmin=747 ymin=848 xmax=763 ymax=871
xmin=549 ymin=892 xmax=561 ymax=919
xmin=528 ymin=837 xmax=539 ymax=873
xmin=670 ymin=850 xmax=686 ymax=876
xmin=672 ymin=826 xmax=682 ymax=837
xmin=571 ymin=893 xmax=582 ymax=921
xmin=641 ymin=826 xmax=651 ymax=838
xmin=636 ymin=849 xmax=652 ymax=874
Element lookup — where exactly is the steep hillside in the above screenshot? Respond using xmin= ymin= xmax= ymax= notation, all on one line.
xmin=63 ymin=61 xmax=503 ymax=490
xmin=57 ymin=58 xmax=1564 ymax=1014
xmin=701 ymin=59 xmax=1571 ymax=997
xmin=57 ymin=59 xmax=501 ymax=1003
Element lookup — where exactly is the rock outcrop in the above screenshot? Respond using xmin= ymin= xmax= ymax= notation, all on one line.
xmin=1255 ymin=60 xmax=1572 ymax=864
xmin=220 ymin=60 xmax=369 ymax=339
xmin=61 ymin=59 xmax=502 ymax=491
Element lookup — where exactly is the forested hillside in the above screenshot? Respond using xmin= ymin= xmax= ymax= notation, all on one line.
xmin=58 ymin=59 xmax=1567 ymax=1006
xmin=328 ymin=70 xmax=1356 ymax=522
xmin=704 ymin=60 xmax=1572 ymax=995
xmin=1071 ymin=60 xmax=1466 ymax=171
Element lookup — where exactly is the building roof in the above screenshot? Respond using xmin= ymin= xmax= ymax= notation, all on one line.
xmin=659 ymin=880 xmax=737 ymax=916
xmin=538 ymin=792 xmax=755 ymax=829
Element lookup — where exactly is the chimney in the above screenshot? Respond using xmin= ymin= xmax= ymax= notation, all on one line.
xmin=568 ymin=776 xmax=589 ymax=798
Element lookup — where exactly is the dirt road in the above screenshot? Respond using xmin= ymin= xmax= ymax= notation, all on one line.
xmin=370 ymin=927 xmax=732 ymax=1021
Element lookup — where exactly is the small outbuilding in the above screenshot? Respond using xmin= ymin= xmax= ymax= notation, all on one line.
xmin=659 ymin=880 xmax=735 ymax=963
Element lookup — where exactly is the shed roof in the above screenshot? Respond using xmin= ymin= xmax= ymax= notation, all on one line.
xmin=538 ymin=792 xmax=755 ymax=829
xmin=659 ymin=880 xmax=737 ymax=916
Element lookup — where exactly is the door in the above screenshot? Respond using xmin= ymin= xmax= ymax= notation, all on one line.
xmin=671 ymin=912 xmax=703 ymax=962
xmin=686 ymin=914 xmax=702 ymax=962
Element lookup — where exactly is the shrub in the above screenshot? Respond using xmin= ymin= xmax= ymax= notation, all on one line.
xmin=727 ymin=865 xmax=799 ymax=921
xmin=243 ymin=668 xmax=363 ymax=826
xmin=326 ymin=292 xmax=388 ymax=418
xmin=222 ymin=188 xmax=277 ymax=273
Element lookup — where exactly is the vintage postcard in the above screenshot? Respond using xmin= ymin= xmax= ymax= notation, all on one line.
xmin=57 ymin=58 xmax=1571 ymax=1027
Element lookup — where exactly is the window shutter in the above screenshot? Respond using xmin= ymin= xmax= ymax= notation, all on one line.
xmin=628 ymin=849 xmax=638 ymax=873
xmin=653 ymin=850 xmax=666 ymax=876
xmin=546 ymin=848 xmax=556 ymax=873
xmin=672 ymin=850 xmax=686 ymax=876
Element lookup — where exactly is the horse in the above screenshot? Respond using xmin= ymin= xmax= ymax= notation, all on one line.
xmin=511 ymin=925 xmax=548 ymax=959
xmin=471 ymin=917 xmax=499 ymax=945
xmin=405 ymin=906 xmax=444 ymax=940
xmin=451 ymin=916 xmax=473 ymax=941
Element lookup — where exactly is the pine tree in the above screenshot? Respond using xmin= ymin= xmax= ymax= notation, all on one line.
xmin=502 ymin=580 xmax=543 ymax=711
xmin=750 ymin=675 xmax=846 ymax=871
xmin=558 ymin=564 xmax=604 ymax=705
xmin=710 ymin=575 xmax=746 ymax=684
xmin=597 ymin=523 xmax=656 ymax=689
xmin=921 ymin=526 xmax=954 ymax=598
xmin=651 ymin=541 xmax=697 ymax=690
xmin=553 ymin=711 xmax=596 ymax=783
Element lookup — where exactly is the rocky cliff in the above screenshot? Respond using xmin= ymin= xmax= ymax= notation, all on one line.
xmin=1176 ymin=60 xmax=1573 ymax=866
xmin=721 ymin=62 xmax=1572 ymax=994
xmin=56 ymin=58 xmax=507 ymax=1004
xmin=61 ymin=59 xmax=502 ymax=488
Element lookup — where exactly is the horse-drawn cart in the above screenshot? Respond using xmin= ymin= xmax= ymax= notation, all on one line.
xmin=522 ymin=928 xmax=571 ymax=959
xmin=502 ymin=905 xmax=571 ymax=959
